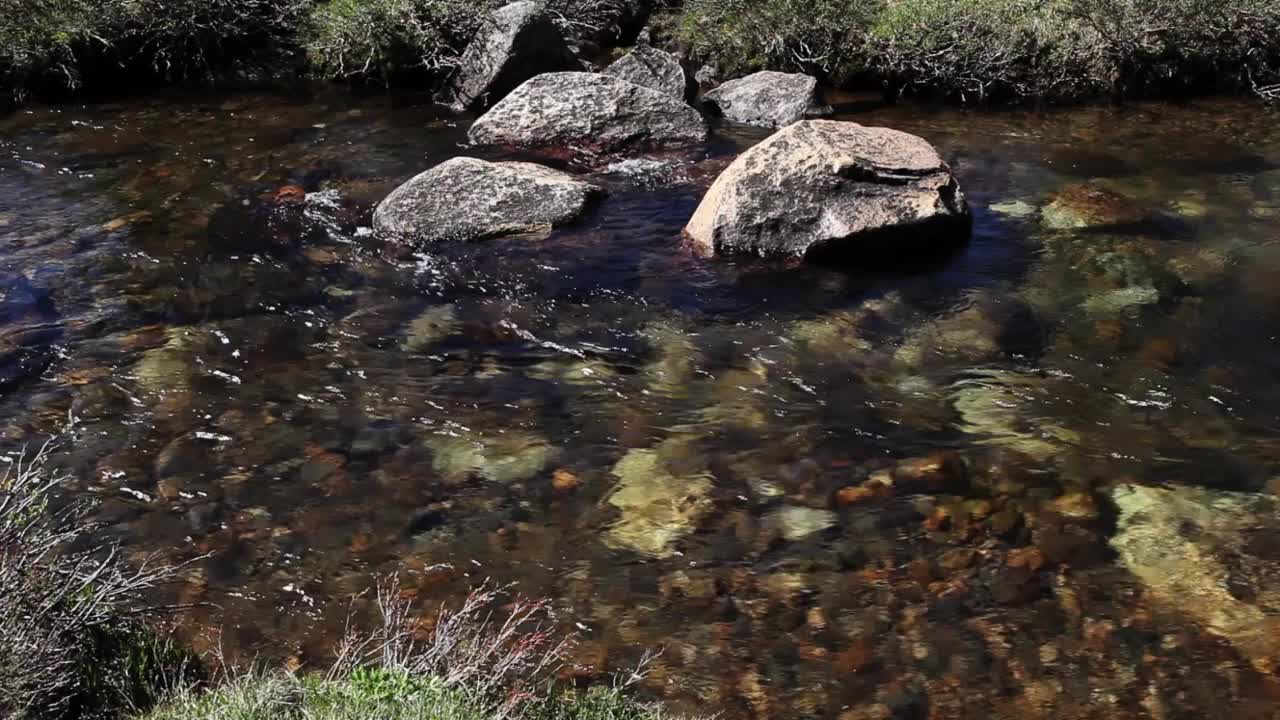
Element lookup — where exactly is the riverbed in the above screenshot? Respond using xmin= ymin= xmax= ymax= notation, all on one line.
xmin=2 ymin=89 xmax=1279 ymax=718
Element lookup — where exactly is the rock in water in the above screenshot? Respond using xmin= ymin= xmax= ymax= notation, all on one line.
xmin=685 ymin=120 xmax=970 ymax=260
xmin=373 ymin=157 xmax=603 ymax=242
xmin=468 ymin=72 xmax=707 ymax=154
xmin=0 ymin=272 xmax=61 ymax=391
xmin=1110 ymin=484 xmax=1280 ymax=670
xmin=702 ymin=71 xmax=829 ymax=128
xmin=768 ymin=505 xmax=838 ymax=542
xmin=446 ymin=1 xmax=579 ymax=110
xmin=603 ymin=446 xmax=715 ymax=558
xmin=604 ymin=44 xmax=687 ymax=100
xmin=1040 ymin=183 xmax=1155 ymax=230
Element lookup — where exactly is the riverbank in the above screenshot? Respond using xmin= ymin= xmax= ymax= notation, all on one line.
xmin=3 ymin=0 xmax=1278 ymax=108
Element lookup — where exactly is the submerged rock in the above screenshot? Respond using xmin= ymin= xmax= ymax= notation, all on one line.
xmin=604 ymin=443 xmax=715 ymax=558
xmin=702 ymin=71 xmax=829 ymax=128
xmin=131 ymin=327 xmax=198 ymax=399
xmin=446 ymin=1 xmax=579 ymax=110
xmin=640 ymin=320 xmax=702 ymax=398
xmin=1041 ymin=184 xmax=1156 ymax=230
xmin=1110 ymin=484 xmax=1280 ymax=670
xmin=468 ymin=72 xmax=707 ymax=155
xmin=0 ymin=272 xmax=60 ymax=391
xmin=685 ymin=120 xmax=970 ymax=260
xmin=895 ymin=291 xmax=1043 ymax=368
xmin=602 ymin=158 xmax=682 ymax=187
xmin=604 ymin=44 xmax=687 ymax=100
xmin=428 ymin=431 xmax=558 ymax=484
xmin=767 ymin=505 xmax=837 ymax=542
xmin=373 ymin=157 xmax=603 ymax=241
xmin=947 ymin=369 xmax=1080 ymax=461
xmin=206 ymin=186 xmax=343 ymax=254
xmin=402 ymin=304 xmax=461 ymax=352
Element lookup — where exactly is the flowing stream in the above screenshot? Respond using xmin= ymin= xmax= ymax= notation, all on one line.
xmin=3 ymin=89 xmax=1280 ymax=718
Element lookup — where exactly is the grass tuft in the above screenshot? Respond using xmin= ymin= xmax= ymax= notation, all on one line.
xmin=139 ymin=579 xmax=677 ymax=720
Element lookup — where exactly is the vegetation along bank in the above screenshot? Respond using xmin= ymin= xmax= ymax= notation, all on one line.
xmin=2 ymin=0 xmax=1279 ymax=108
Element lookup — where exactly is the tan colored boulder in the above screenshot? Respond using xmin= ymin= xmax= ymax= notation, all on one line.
xmin=685 ymin=120 xmax=970 ymax=260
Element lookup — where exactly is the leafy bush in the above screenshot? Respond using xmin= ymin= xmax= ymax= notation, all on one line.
xmin=102 ymin=0 xmax=310 ymax=82
xmin=0 ymin=0 xmax=94 ymax=102
xmin=0 ymin=0 xmax=307 ymax=104
xmin=0 ymin=439 xmax=195 ymax=720
xmin=674 ymin=0 xmax=1280 ymax=101
xmin=673 ymin=0 xmax=883 ymax=78
xmin=304 ymin=0 xmax=495 ymax=82
xmin=867 ymin=0 xmax=1105 ymax=101
xmin=1066 ymin=0 xmax=1280 ymax=97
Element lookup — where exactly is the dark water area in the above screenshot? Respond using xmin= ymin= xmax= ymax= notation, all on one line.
xmin=3 ymin=88 xmax=1280 ymax=718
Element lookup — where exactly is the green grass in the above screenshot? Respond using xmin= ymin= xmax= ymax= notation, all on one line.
xmin=138 ymin=670 xmax=673 ymax=720
xmin=673 ymin=0 xmax=1280 ymax=101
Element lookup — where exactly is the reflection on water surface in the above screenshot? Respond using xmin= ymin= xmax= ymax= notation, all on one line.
xmin=3 ymin=90 xmax=1280 ymax=719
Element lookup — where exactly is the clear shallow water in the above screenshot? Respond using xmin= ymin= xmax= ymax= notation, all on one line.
xmin=3 ymin=90 xmax=1280 ymax=718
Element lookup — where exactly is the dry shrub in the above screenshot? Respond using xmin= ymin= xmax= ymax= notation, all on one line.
xmin=0 ymin=438 xmax=194 ymax=720
xmin=330 ymin=579 xmax=575 ymax=715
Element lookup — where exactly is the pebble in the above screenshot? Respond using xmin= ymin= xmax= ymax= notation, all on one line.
xmin=835 ymin=483 xmax=887 ymax=507
xmin=552 ymin=468 xmax=580 ymax=492
xmin=1007 ymin=546 xmax=1047 ymax=573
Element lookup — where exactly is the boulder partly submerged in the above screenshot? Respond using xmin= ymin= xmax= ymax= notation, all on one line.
xmin=702 ymin=70 xmax=830 ymax=128
xmin=373 ymin=157 xmax=603 ymax=242
xmin=685 ymin=120 xmax=970 ymax=261
xmin=445 ymin=1 xmax=579 ymax=110
xmin=604 ymin=43 xmax=688 ymax=100
xmin=468 ymin=72 xmax=707 ymax=155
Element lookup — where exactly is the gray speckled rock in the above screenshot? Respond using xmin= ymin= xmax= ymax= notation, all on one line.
xmin=685 ymin=120 xmax=970 ymax=260
xmin=604 ymin=44 xmax=687 ymax=99
xmin=702 ymin=71 xmax=829 ymax=128
xmin=446 ymin=2 xmax=579 ymax=110
xmin=468 ymin=72 xmax=707 ymax=154
xmin=373 ymin=157 xmax=603 ymax=242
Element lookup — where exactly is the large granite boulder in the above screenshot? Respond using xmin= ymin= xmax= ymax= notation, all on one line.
xmin=468 ymin=72 xmax=707 ymax=154
xmin=373 ymin=157 xmax=603 ymax=242
xmin=702 ymin=70 xmax=829 ymax=128
xmin=604 ymin=43 xmax=687 ymax=100
xmin=685 ymin=120 xmax=970 ymax=260
xmin=446 ymin=2 xmax=579 ymax=111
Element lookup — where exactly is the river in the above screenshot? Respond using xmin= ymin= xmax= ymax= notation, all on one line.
xmin=2 ymin=89 xmax=1279 ymax=718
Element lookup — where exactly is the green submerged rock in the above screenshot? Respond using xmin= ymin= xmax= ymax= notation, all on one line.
xmin=603 ymin=442 xmax=715 ymax=559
